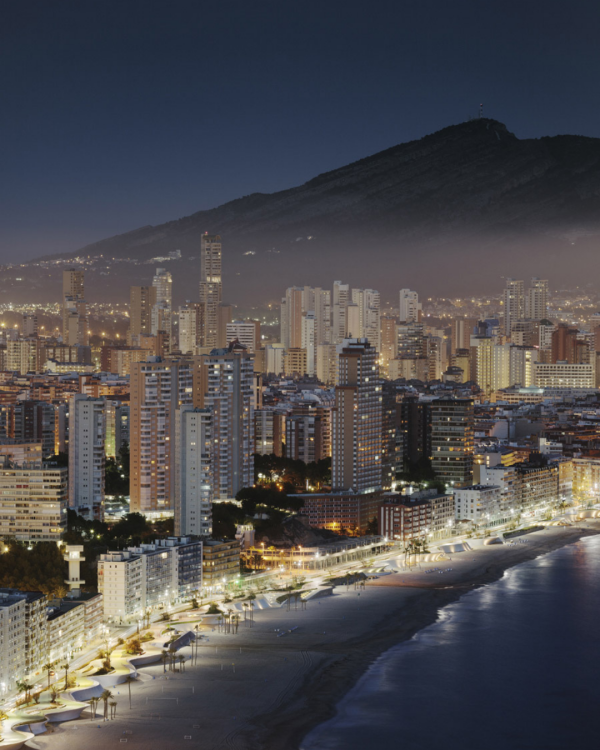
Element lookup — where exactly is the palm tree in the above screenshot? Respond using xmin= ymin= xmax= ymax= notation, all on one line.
xmin=62 ymin=662 xmax=70 ymax=691
xmin=124 ymin=674 xmax=134 ymax=709
xmin=168 ymin=646 xmax=177 ymax=671
xmin=88 ymin=698 xmax=99 ymax=720
xmin=16 ymin=680 xmax=34 ymax=704
xmin=160 ymin=651 xmax=169 ymax=673
xmin=100 ymin=689 xmax=113 ymax=721
xmin=109 ymin=701 xmax=117 ymax=720
xmin=178 ymin=655 xmax=185 ymax=672
xmin=43 ymin=662 xmax=54 ymax=690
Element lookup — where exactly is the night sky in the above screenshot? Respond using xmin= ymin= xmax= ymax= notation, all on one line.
xmin=2 ymin=0 xmax=600 ymax=263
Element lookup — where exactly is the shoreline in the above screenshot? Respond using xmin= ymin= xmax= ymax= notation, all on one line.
xmin=27 ymin=524 xmax=600 ymax=750
xmin=241 ymin=524 xmax=600 ymax=750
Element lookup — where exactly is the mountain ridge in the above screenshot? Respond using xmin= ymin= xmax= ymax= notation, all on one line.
xmin=27 ymin=118 xmax=600 ymax=304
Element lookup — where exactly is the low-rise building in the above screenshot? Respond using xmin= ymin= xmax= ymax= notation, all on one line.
xmin=454 ymin=484 xmax=503 ymax=525
xmin=299 ymin=491 xmax=384 ymax=535
xmin=202 ymin=539 xmax=240 ymax=591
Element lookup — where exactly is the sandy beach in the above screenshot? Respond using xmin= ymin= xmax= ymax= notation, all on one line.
xmin=30 ymin=524 xmax=599 ymax=750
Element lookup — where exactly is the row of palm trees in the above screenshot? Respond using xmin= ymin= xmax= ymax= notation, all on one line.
xmin=87 ymin=689 xmax=117 ymax=721
xmin=160 ymin=648 xmax=186 ymax=673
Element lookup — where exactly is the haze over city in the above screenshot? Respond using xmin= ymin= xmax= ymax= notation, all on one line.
xmin=1 ymin=3 xmax=600 ymax=750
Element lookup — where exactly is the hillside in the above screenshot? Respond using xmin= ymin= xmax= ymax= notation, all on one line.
xmin=14 ymin=118 xmax=600 ymax=305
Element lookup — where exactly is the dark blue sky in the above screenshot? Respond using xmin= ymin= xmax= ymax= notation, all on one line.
xmin=2 ymin=0 xmax=599 ymax=262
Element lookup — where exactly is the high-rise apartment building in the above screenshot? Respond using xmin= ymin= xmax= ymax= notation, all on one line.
xmin=301 ymin=312 xmax=316 ymax=375
xmin=399 ymin=289 xmax=420 ymax=323
xmin=350 ymin=289 xmax=381 ymax=351
xmin=217 ymin=303 xmax=233 ymax=348
xmin=6 ymin=339 xmax=39 ymax=375
xmin=380 ymin=316 xmax=398 ymax=376
xmin=527 ymin=278 xmax=548 ymax=320
xmin=226 ymin=320 xmax=261 ymax=352
xmin=503 ymin=278 xmax=525 ymax=337
xmin=62 ymin=269 xmax=87 ymax=345
xmin=130 ymin=285 xmax=157 ymax=340
xmin=174 ymin=406 xmax=213 ymax=536
xmin=68 ymin=395 xmax=106 ymax=521
xmin=280 ymin=286 xmax=304 ymax=349
xmin=152 ymin=268 xmax=173 ymax=310
xmin=430 ymin=398 xmax=474 ymax=488
xmin=332 ymin=339 xmax=382 ymax=493
xmin=178 ymin=302 xmax=202 ymax=354
xmin=332 ymin=281 xmax=350 ymax=344
xmin=8 ymin=400 xmax=58 ymax=457
xmin=285 ymin=405 xmax=331 ymax=464
xmin=254 ymin=409 xmax=286 ymax=456
xmin=551 ymin=323 xmax=579 ymax=363
xmin=0 ymin=460 xmax=67 ymax=542
xmin=22 ymin=313 xmax=38 ymax=337
xmin=451 ymin=317 xmax=477 ymax=353
xmin=199 ymin=234 xmax=222 ymax=348
xmin=130 ymin=358 xmax=194 ymax=513
xmin=196 ymin=342 xmax=254 ymax=499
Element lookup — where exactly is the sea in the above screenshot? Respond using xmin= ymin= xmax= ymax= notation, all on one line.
xmin=303 ymin=534 xmax=600 ymax=750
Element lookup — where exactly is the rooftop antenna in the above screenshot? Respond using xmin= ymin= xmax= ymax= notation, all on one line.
xmin=479 ymin=103 xmax=483 ymax=119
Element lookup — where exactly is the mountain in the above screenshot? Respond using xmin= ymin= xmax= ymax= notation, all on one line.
xmin=26 ymin=119 xmax=600 ymax=305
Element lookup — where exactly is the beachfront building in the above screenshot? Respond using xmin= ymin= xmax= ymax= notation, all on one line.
xmin=378 ymin=497 xmax=431 ymax=542
xmin=98 ymin=537 xmax=203 ymax=620
xmin=298 ymin=490 xmax=384 ymax=535
xmin=202 ymin=540 xmax=241 ymax=591
xmin=513 ymin=457 xmax=559 ymax=513
xmin=47 ymin=600 xmax=86 ymax=664
xmin=0 ymin=592 xmax=27 ymax=694
xmin=242 ymin=536 xmax=386 ymax=572
xmin=430 ymin=398 xmax=474 ymax=488
xmin=454 ymin=484 xmax=503 ymax=526
xmin=572 ymin=457 xmax=600 ymax=505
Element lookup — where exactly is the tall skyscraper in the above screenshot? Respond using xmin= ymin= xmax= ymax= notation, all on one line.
xmin=199 ymin=234 xmax=222 ymax=348
xmin=68 ymin=395 xmax=106 ymax=521
xmin=130 ymin=358 xmax=194 ymax=513
xmin=431 ymin=398 xmax=474 ymax=488
xmin=332 ymin=339 xmax=382 ymax=493
xmin=332 ymin=281 xmax=350 ymax=344
xmin=280 ymin=286 xmax=304 ymax=349
xmin=62 ymin=268 xmax=87 ymax=346
xmin=527 ymin=277 xmax=549 ymax=321
xmin=196 ymin=342 xmax=254 ymax=499
xmin=503 ymin=278 xmax=525 ymax=336
xmin=399 ymin=289 xmax=420 ymax=323
xmin=174 ymin=406 xmax=213 ymax=536
xmin=130 ymin=285 xmax=157 ymax=341
xmin=152 ymin=268 xmax=173 ymax=343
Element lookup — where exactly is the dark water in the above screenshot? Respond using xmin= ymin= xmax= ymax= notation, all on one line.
xmin=303 ymin=536 xmax=600 ymax=750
